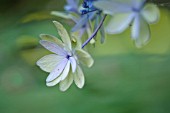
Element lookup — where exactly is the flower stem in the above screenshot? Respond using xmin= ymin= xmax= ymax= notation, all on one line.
xmin=82 ymin=14 xmax=107 ymax=48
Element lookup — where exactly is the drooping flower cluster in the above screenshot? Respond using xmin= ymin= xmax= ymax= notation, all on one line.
xmin=36 ymin=0 xmax=161 ymax=91
xmin=37 ymin=21 xmax=94 ymax=91
xmin=52 ymin=0 xmax=160 ymax=48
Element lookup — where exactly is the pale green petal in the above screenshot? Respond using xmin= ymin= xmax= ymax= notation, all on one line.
xmin=75 ymin=49 xmax=94 ymax=68
xmin=106 ymin=13 xmax=134 ymax=34
xmin=36 ymin=54 xmax=64 ymax=72
xmin=87 ymin=27 xmax=95 ymax=44
xmin=40 ymin=34 xmax=64 ymax=48
xmin=46 ymin=76 xmax=61 ymax=87
xmin=100 ymin=24 xmax=105 ymax=44
xmin=51 ymin=11 xmax=74 ymax=20
xmin=59 ymin=72 xmax=73 ymax=91
xmin=73 ymin=65 xmax=85 ymax=89
xmin=60 ymin=60 xmax=71 ymax=81
xmin=70 ymin=32 xmax=82 ymax=49
xmin=141 ymin=3 xmax=160 ymax=24
xmin=131 ymin=15 xmax=150 ymax=48
xmin=53 ymin=21 xmax=72 ymax=50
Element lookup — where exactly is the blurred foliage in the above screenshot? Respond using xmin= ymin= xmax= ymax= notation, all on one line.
xmin=0 ymin=0 xmax=170 ymax=113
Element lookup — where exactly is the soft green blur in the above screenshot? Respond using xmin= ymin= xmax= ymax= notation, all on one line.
xmin=0 ymin=0 xmax=170 ymax=113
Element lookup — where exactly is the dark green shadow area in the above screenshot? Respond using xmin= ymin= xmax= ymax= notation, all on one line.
xmin=0 ymin=1 xmax=170 ymax=113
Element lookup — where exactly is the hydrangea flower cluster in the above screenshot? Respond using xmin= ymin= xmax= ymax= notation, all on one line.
xmin=37 ymin=0 xmax=160 ymax=91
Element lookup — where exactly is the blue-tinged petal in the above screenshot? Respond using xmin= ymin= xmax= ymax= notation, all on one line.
xmin=94 ymin=0 xmax=132 ymax=15
xmin=36 ymin=54 xmax=64 ymax=73
xmin=59 ymin=72 xmax=73 ymax=91
xmin=141 ymin=3 xmax=160 ymax=24
xmin=67 ymin=0 xmax=79 ymax=7
xmin=69 ymin=57 xmax=77 ymax=73
xmin=131 ymin=14 xmax=150 ymax=48
xmin=106 ymin=13 xmax=134 ymax=34
xmin=53 ymin=21 xmax=72 ymax=50
xmin=40 ymin=34 xmax=64 ymax=48
xmin=132 ymin=0 xmax=146 ymax=10
xmin=65 ymin=0 xmax=79 ymax=13
xmin=73 ymin=65 xmax=85 ymax=89
xmin=72 ymin=12 xmax=95 ymax=32
xmin=60 ymin=60 xmax=71 ymax=81
xmin=46 ymin=58 xmax=68 ymax=82
xmin=78 ymin=28 xmax=86 ymax=39
xmin=71 ymin=15 xmax=89 ymax=32
xmin=39 ymin=40 xmax=66 ymax=56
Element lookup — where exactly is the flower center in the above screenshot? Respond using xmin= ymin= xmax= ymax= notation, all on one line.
xmin=66 ymin=55 xmax=71 ymax=60
xmin=81 ymin=0 xmax=99 ymax=15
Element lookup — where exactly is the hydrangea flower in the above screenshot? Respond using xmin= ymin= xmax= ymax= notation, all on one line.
xmin=36 ymin=21 xmax=94 ymax=91
xmin=94 ymin=0 xmax=160 ymax=47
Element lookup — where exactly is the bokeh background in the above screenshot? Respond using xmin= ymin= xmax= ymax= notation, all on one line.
xmin=0 ymin=0 xmax=170 ymax=113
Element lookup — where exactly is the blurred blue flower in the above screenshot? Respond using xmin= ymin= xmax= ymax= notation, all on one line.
xmin=94 ymin=0 xmax=160 ymax=47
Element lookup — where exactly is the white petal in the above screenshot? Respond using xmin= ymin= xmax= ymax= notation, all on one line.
xmin=59 ymin=72 xmax=73 ymax=91
xmin=69 ymin=57 xmax=77 ymax=73
xmin=60 ymin=60 xmax=71 ymax=81
xmin=131 ymin=15 xmax=150 ymax=48
xmin=73 ymin=65 xmax=85 ymax=89
xmin=94 ymin=0 xmax=132 ymax=15
xmin=131 ymin=14 xmax=140 ymax=39
xmin=53 ymin=21 xmax=72 ymax=50
xmin=40 ymin=40 xmax=66 ymax=56
xmin=46 ymin=76 xmax=61 ymax=87
xmin=106 ymin=13 xmax=134 ymax=34
xmin=46 ymin=58 xmax=68 ymax=82
xmin=141 ymin=3 xmax=160 ymax=24
xmin=36 ymin=54 xmax=64 ymax=72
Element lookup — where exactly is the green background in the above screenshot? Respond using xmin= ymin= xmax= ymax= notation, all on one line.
xmin=0 ymin=0 xmax=170 ymax=113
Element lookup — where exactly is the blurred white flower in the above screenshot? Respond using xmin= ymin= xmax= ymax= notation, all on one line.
xmin=94 ymin=0 xmax=160 ymax=47
xmin=36 ymin=21 xmax=94 ymax=91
